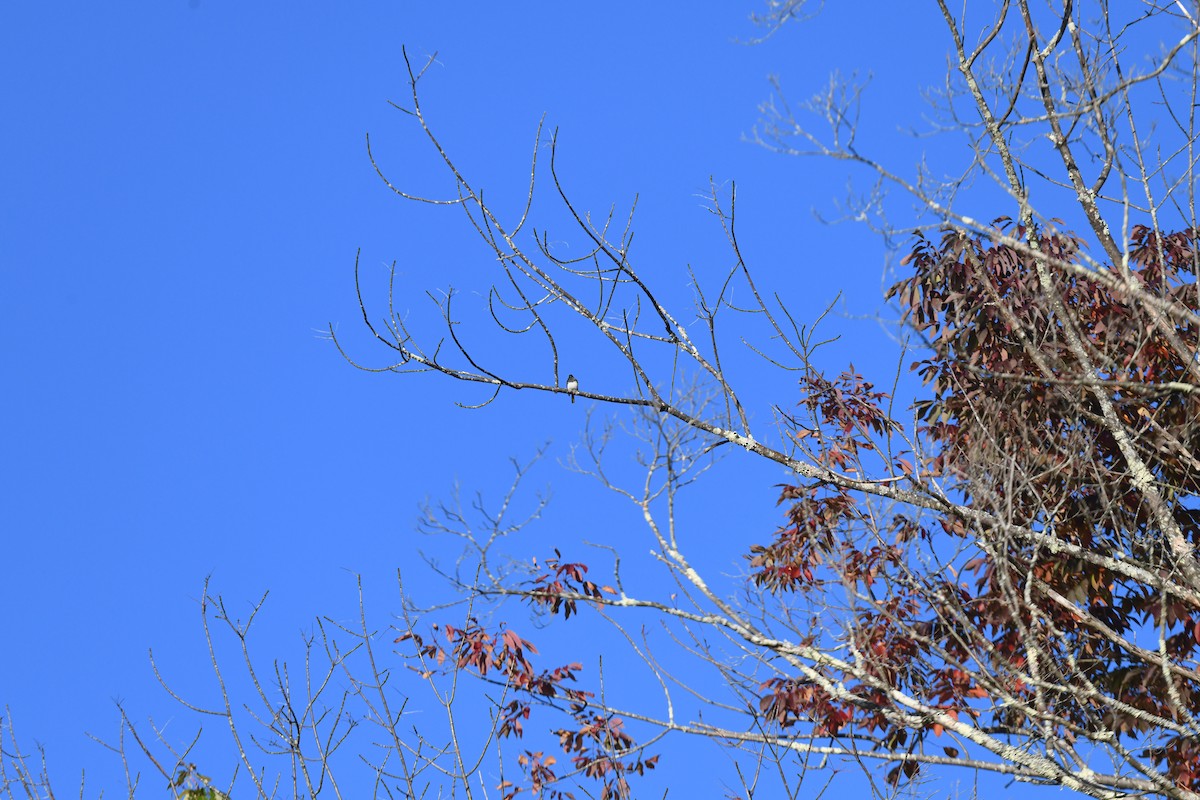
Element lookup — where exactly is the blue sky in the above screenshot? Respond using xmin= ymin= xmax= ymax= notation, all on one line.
xmin=2 ymin=3 xmax=959 ymax=797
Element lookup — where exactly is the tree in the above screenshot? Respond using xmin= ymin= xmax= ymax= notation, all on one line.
xmin=7 ymin=2 xmax=1200 ymax=799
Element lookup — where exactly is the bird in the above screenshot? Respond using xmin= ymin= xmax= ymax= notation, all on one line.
xmin=566 ymin=374 xmax=578 ymax=403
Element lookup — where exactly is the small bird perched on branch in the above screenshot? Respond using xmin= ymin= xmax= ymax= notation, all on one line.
xmin=566 ymin=374 xmax=578 ymax=404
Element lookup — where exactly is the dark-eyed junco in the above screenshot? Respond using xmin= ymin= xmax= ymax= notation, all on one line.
xmin=566 ymin=374 xmax=578 ymax=403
